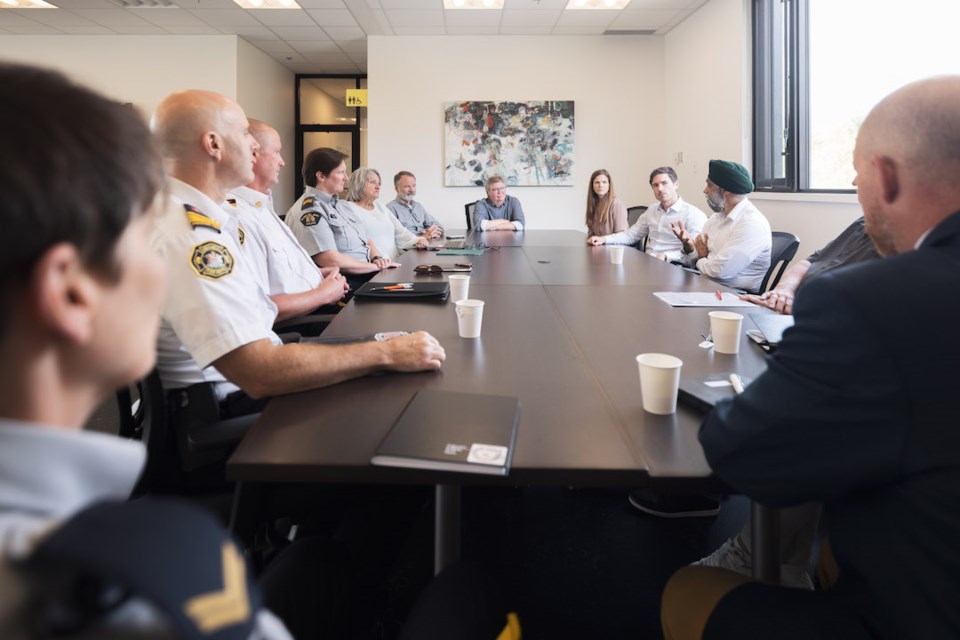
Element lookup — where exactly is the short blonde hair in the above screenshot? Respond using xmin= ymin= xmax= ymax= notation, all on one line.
xmin=346 ymin=167 xmax=381 ymax=202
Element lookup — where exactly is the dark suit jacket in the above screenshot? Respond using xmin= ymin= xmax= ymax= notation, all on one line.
xmin=700 ymin=210 xmax=960 ymax=638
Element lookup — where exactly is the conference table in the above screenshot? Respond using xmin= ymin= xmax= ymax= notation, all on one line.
xmin=227 ymin=229 xmax=779 ymax=577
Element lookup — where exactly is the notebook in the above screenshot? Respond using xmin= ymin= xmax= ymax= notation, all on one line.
xmin=749 ymin=313 xmax=795 ymax=345
xmin=371 ymin=389 xmax=521 ymax=476
xmin=678 ymin=374 xmax=752 ymax=413
xmin=353 ymin=281 xmax=450 ymax=301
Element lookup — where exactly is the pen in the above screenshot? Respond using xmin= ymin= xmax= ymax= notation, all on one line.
xmin=369 ymin=284 xmax=414 ymax=291
xmin=729 ymin=373 xmax=744 ymax=394
xmin=715 ymin=290 xmax=724 ymax=301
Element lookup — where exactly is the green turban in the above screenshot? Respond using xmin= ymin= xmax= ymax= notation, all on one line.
xmin=708 ymin=160 xmax=754 ymax=194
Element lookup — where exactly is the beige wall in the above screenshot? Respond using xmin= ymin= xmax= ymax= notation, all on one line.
xmin=368 ymin=35 xmax=665 ymax=232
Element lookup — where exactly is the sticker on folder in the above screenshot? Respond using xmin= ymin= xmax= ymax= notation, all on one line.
xmin=467 ymin=444 xmax=508 ymax=466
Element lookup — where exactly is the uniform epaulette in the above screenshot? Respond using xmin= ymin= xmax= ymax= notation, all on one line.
xmin=301 ymin=196 xmax=316 ymax=210
xmin=184 ymin=204 xmax=221 ymax=233
xmin=225 ymin=198 xmax=237 ymax=207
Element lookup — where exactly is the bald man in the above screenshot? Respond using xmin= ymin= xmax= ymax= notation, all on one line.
xmin=662 ymin=76 xmax=960 ymax=639
xmin=150 ymin=91 xmax=445 ymax=436
xmin=224 ymin=120 xmax=348 ymax=323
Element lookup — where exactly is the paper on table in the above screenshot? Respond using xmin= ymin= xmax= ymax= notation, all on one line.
xmin=653 ymin=291 xmax=757 ymax=307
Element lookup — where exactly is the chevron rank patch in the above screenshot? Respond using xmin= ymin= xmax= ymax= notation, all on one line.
xmin=300 ymin=211 xmax=321 ymax=227
xmin=301 ymin=196 xmax=315 ymax=210
xmin=191 ymin=241 xmax=234 ymax=279
xmin=184 ymin=204 xmax=221 ymax=233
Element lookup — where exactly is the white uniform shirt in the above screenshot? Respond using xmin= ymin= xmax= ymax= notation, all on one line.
xmin=226 ymin=186 xmax=323 ymax=296
xmin=152 ymin=178 xmax=280 ymax=395
xmin=681 ymin=197 xmax=772 ymax=292
xmin=341 ymin=200 xmax=420 ymax=261
xmin=604 ymin=197 xmax=708 ymax=261
xmin=0 ymin=420 xmax=292 ymax=640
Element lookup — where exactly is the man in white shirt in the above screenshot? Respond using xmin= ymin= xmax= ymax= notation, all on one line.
xmin=672 ymin=160 xmax=772 ymax=292
xmin=588 ymin=166 xmax=707 ymax=260
xmin=225 ymin=119 xmax=348 ymax=323
xmin=150 ymin=90 xmax=445 ymax=421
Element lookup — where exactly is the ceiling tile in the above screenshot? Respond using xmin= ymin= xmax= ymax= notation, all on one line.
xmin=170 ymin=0 xmax=239 ymax=7
xmin=188 ymin=8 xmax=260 ymax=24
xmin=288 ymin=38 xmax=340 ymax=51
xmin=168 ymin=24 xmax=222 ymax=32
xmin=501 ymin=8 xmax=558 ymax=25
xmin=606 ymin=8 xmax=671 ymax=28
xmin=270 ymin=50 xmax=307 ymax=62
xmin=445 ymin=24 xmax=498 ymax=33
xmin=504 ymin=0 xmax=567 ymax=9
xmin=304 ymin=8 xmax=357 ymax=25
xmin=303 ymin=51 xmax=352 ymax=63
xmin=0 ymin=11 xmax=45 ymax=25
xmin=110 ymin=23 xmax=169 ymax=32
xmin=296 ymin=0 xmax=347 ymax=7
xmin=322 ymin=24 xmax=364 ymax=40
xmin=443 ymin=8 xmax=499 ymax=25
xmin=16 ymin=9 xmax=97 ymax=25
xmin=555 ymin=9 xmax=617 ymax=26
xmin=623 ymin=0 xmax=689 ymax=8
xmin=133 ymin=8 xmax=209 ymax=26
xmin=248 ymin=8 xmax=311 ymax=25
xmin=56 ymin=24 xmax=115 ymax=31
xmin=337 ymin=39 xmax=366 ymax=52
xmin=76 ymin=8 xmax=154 ymax=25
xmin=499 ymin=23 xmax=552 ymax=33
xmin=53 ymin=0 xmax=123 ymax=8
xmin=551 ymin=24 xmax=604 ymax=33
xmin=252 ymin=39 xmax=296 ymax=51
xmin=393 ymin=24 xmax=445 ymax=33
xmin=269 ymin=25 xmax=328 ymax=37
xmin=2 ymin=23 xmax=65 ymax=33
xmin=385 ymin=8 xmax=442 ymax=25
xmin=217 ymin=24 xmax=279 ymax=37
xmin=378 ymin=0 xmax=437 ymax=8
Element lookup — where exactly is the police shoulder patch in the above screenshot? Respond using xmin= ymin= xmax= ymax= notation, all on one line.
xmin=191 ymin=241 xmax=235 ymax=279
xmin=300 ymin=211 xmax=321 ymax=227
xmin=301 ymin=196 xmax=315 ymax=210
xmin=184 ymin=204 xmax=221 ymax=233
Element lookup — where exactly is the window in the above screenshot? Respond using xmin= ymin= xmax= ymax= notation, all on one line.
xmin=753 ymin=0 xmax=960 ymax=193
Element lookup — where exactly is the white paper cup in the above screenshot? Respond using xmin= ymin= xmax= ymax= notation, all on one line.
xmin=636 ymin=353 xmax=683 ymax=415
xmin=610 ymin=245 xmax=624 ymax=264
xmin=455 ymin=299 xmax=484 ymax=338
xmin=709 ymin=311 xmax=744 ymax=354
xmin=448 ymin=274 xmax=470 ymax=302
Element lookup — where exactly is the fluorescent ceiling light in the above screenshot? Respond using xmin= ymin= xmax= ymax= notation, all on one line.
xmin=0 ymin=0 xmax=57 ymax=7
xmin=232 ymin=0 xmax=301 ymax=8
xmin=443 ymin=0 xmax=504 ymax=9
xmin=564 ymin=0 xmax=630 ymax=9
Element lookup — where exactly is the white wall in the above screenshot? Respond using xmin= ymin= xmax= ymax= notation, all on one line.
xmin=663 ymin=0 xmax=862 ymax=260
xmin=237 ymin=38 xmax=296 ymax=209
xmin=368 ymin=35 xmax=665 ymax=232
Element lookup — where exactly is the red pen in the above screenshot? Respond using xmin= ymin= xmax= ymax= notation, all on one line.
xmin=715 ymin=290 xmax=723 ymax=301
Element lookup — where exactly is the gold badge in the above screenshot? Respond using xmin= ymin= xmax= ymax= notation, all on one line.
xmin=191 ymin=241 xmax=235 ymax=279
xmin=300 ymin=211 xmax=320 ymax=227
xmin=237 ymin=225 xmax=245 ymax=245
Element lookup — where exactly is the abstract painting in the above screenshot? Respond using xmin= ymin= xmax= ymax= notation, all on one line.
xmin=443 ymin=100 xmax=575 ymax=187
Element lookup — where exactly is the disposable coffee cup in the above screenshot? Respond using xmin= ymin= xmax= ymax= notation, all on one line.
xmin=709 ymin=311 xmax=744 ymax=354
xmin=448 ymin=274 xmax=470 ymax=302
xmin=636 ymin=353 xmax=683 ymax=415
xmin=610 ymin=245 xmax=624 ymax=264
xmin=455 ymin=299 xmax=484 ymax=338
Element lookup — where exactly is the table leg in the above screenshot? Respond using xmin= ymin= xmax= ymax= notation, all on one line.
xmin=751 ymin=501 xmax=781 ymax=583
xmin=434 ymin=484 xmax=461 ymax=575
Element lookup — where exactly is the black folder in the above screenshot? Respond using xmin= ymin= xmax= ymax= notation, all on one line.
xmin=353 ymin=281 xmax=450 ymax=301
xmin=371 ymin=389 xmax=520 ymax=476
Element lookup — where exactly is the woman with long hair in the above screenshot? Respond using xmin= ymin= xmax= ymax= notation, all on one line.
xmin=584 ymin=169 xmax=628 ymax=237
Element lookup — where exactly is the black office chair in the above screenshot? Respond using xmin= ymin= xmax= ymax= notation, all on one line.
xmin=626 ymin=205 xmax=647 ymax=226
xmin=758 ymin=231 xmax=800 ymax=293
xmin=116 ymin=370 xmax=257 ymax=497
xmin=465 ymin=202 xmax=476 ymax=231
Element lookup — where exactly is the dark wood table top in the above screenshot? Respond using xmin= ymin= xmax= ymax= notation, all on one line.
xmin=227 ymin=232 xmax=769 ymax=490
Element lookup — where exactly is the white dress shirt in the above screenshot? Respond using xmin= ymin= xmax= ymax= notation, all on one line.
xmin=604 ymin=197 xmax=707 ymax=261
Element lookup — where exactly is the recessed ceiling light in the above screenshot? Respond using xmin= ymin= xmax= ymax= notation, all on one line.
xmin=443 ymin=0 xmax=504 ymax=9
xmin=233 ymin=0 xmax=301 ymax=8
xmin=0 ymin=0 xmax=57 ymax=8
xmin=565 ymin=0 xmax=629 ymax=9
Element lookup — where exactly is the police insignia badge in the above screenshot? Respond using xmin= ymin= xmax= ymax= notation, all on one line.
xmin=301 ymin=196 xmax=315 ymax=210
xmin=184 ymin=204 xmax=221 ymax=233
xmin=300 ymin=211 xmax=320 ymax=227
xmin=191 ymin=241 xmax=235 ymax=279
xmin=237 ymin=225 xmax=245 ymax=245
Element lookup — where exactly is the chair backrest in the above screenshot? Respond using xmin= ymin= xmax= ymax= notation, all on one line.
xmin=116 ymin=370 xmax=173 ymax=496
xmin=759 ymin=231 xmax=800 ymax=293
xmin=465 ymin=202 xmax=476 ymax=231
xmin=626 ymin=205 xmax=647 ymax=226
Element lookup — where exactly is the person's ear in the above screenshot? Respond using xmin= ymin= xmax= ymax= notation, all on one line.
xmin=873 ymin=155 xmax=900 ymax=204
xmin=30 ymin=243 xmax=99 ymax=345
xmin=201 ymin=130 xmax=223 ymax=161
